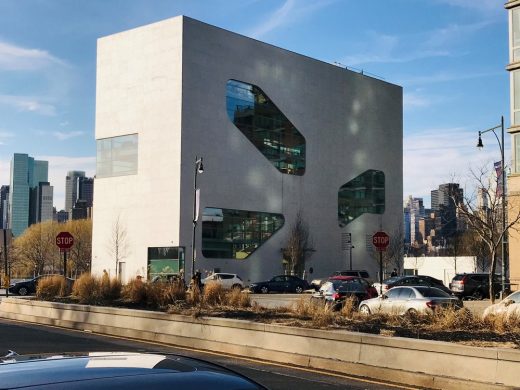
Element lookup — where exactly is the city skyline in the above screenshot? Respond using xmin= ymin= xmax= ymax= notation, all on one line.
xmin=0 ymin=0 xmax=509 ymax=208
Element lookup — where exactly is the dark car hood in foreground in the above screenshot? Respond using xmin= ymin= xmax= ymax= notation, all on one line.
xmin=0 ymin=352 xmax=267 ymax=389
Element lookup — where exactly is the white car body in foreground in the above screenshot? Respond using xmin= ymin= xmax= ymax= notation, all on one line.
xmin=359 ymin=286 xmax=462 ymax=315
xmin=483 ymin=291 xmax=520 ymax=319
xmin=202 ymin=273 xmax=244 ymax=289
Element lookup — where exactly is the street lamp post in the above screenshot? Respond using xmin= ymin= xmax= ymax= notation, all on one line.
xmin=191 ymin=156 xmax=204 ymax=279
xmin=477 ymin=116 xmax=507 ymax=297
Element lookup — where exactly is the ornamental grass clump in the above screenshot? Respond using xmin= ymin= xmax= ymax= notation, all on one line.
xmin=36 ymin=275 xmax=70 ymax=300
xmin=72 ymin=273 xmax=101 ymax=304
xmin=121 ymin=277 xmax=148 ymax=305
xmin=100 ymin=272 xmax=122 ymax=301
xmin=226 ymin=288 xmax=251 ymax=308
xmin=203 ymin=282 xmax=226 ymax=306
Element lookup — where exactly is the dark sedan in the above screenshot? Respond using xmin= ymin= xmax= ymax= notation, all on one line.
xmin=373 ymin=275 xmax=452 ymax=296
xmin=311 ymin=278 xmax=369 ymax=310
xmin=249 ymin=275 xmax=309 ymax=294
xmin=8 ymin=275 xmax=74 ymax=296
xmin=0 ymin=352 xmax=268 ymax=389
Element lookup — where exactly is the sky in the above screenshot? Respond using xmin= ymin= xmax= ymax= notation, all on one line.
xmin=0 ymin=0 xmax=509 ymax=209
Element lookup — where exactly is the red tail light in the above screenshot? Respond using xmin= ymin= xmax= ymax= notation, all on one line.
xmin=426 ymin=301 xmax=437 ymax=309
xmin=460 ymin=276 xmax=467 ymax=285
xmin=332 ymin=293 xmax=341 ymax=300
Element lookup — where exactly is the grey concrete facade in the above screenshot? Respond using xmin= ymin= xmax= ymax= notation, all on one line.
xmin=92 ymin=16 xmax=402 ymax=283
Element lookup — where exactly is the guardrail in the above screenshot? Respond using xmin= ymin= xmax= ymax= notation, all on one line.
xmin=0 ymin=298 xmax=518 ymax=389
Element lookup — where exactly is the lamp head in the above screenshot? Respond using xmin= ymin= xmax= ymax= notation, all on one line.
xmin=477 ymin=133 xmax=484 ymax=149
xmin=197 ymin=158 xmax=204 ymax=174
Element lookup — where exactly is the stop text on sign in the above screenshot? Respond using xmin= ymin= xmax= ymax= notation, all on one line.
xmin=372 ymin=231 xmax=389 ymax=251
xmin=56 ymin=232 xmax=74 ymax=250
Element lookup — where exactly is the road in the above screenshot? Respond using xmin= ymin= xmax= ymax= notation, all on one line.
xmin=0 ymin=318 xmax=415 ymax=390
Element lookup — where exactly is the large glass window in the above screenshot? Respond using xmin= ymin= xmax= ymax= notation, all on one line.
xmin=96 ymin=134 xmax=138 ymax=178
xmin=338 ymin=170 xmax=385 ymax=226
xmin=202 ymin=207 xmax=284 ymax=259
xmin=147 ymin=247 xmax=184 ymax=280
xmin=513 ymin=8 xmax=520 ymax=62
xmin=226 ymin=80 xmax=306 ymax=175
xmin=515 ymin=134 xmax=520 ymax=173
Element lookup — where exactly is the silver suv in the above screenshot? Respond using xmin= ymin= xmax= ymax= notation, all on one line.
xmin=202 ymin=273 xmax=244 ymax=290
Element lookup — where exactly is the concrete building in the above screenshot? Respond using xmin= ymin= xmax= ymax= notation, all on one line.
xmin=8 ymin=154 xmax=49 ymax=237
xmin=91 ymin=16 xmax=403 ymax=283
xmin=403 ymin=256 xmax=480 ymax=287
xmin=507 ymin=1 xmax=520 ymax=290
xmin=30 ymin=182 xmax=53 ymax=224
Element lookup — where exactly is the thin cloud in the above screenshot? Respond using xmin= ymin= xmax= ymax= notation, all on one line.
xmin=53 ymin=131 xmax=85 ymax=141
xmin=0 ymin=40 xmax=66 ymax=71
xmin=0 ymin=131 xmax=15 ymax=146
xmin=434 ymin=0 xmax=501 ymax=13
xmin=342 ymin=19 xmax=494 ymax=67
xmin=0 ymin=95 xmax=57 ymax=116
xmin=404 ymin=127 xmax=510 ymax=205
xmin=248 ymin=0 xmax=335 ymax=39
xmin=396 ymin=70 xmax=503 ymax=87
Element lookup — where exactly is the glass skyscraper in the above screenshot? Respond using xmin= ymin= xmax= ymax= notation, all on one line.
xmin=8 ymin=153 xmax=50 ymax=236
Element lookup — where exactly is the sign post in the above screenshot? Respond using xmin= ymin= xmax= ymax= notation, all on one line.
xmin=372 ymin=231 xmax=390 ymax=295
xmin=56 ymin=232 xmax=74 ymax=277
xmin=341 ymin=233 xmax=352 ymax=270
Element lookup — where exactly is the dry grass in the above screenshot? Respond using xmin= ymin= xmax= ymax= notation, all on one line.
xmin=36 ymin=275 xmax=70 ymax=300
xmin=100 ymin=273 xmax=122 ymax=301
xmin=226 ymin=288 xmax=251 ymax=308
xmin=72 ymin=273 xmax=101 ymax=304
xmin=203 ymin=282 xmax=226 ymax=306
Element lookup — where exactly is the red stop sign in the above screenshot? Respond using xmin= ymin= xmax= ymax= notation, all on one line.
xmin=372 ymin=231 xmax=389 ymax=251
xmin=56 ymin=232 xmax=74 ymax=250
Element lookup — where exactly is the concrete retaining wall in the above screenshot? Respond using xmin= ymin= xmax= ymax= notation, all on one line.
xmin=1 ymin=298 xmax=519 ymax=389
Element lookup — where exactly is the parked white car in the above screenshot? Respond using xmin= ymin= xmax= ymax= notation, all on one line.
xmin=359 ymin=286 xmax=462 ymax=315
xmin=202 ymin=273 xmax=244 ymax=290
xmin=483 ymin=291 xmax=520 ymax=319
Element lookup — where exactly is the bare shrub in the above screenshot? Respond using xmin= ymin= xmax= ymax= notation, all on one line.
xmin=293 ymin=297 xmax=318 ymax=317
xmin=430 ymin=307 xmax=475 ymax=330
xmin=311 ymin=304 xmax=336 ymax=328
xmin=162 ymin=280 xmax=187 ymax=302
xmin=203 ymin=282 xmax=225 ymax=306
xmin=36 ymin=275 xmax=69 ymax=300
xmin=72 ymin=273 xmax=100 ymax=304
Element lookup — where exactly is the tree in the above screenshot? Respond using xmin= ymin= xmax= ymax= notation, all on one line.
xmin=106 ymin=214 xmax=128 ymax=279
xmin=11 ymin=221 xmax=60 ymax=276
xmin=453 ymin=166 xmax=520 ymax=303
xmin=66 ymin=219 xmax=92 ymax=277
xmin=282 ymin=211 xmax=314 ymax=277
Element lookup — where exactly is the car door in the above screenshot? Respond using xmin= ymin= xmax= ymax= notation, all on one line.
xmin=380 ymin=288 xmax=402 ymax=314
xmin=394 ymin=287 xmax=415 ymax=314
xmin=269 ymin=276 xmax=286 ymax=292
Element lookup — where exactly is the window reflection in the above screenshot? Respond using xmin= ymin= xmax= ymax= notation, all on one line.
xmin=226 ymin=80 xmax=306 ymax=175
xmin=202 ymin=207 xmax=284 ymax=259
xmin=96 ymin=134 xmax=138 ymax=178
xmin=338 ymin=170 xmax=385 ymax=226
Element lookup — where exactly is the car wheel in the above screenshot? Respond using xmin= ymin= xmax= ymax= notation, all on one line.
xmin=260 ymin=286 xmax=269 ymax=294
xmin=472 ymin=290 xmax=484 ymax=300
xmin=18 ymin=287 xmax=28 ymax=296
xmin=407 ymin=308 xmax=418 ymax=316
xmin=295 ymin=286 xmax=304 ymax=294
xmin=359 ymin=305 xmax=371 ymax=315
xmin=231 ymin=284 xmax=242 ymax=290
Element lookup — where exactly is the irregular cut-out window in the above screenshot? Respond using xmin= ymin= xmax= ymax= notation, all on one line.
xmin=226 ymin=80 xmax=305 ymax=175
xmin=338 ymin=170 xmax=385 ymax=226
xmin=202 ymin=207 xmax=284 ymax=259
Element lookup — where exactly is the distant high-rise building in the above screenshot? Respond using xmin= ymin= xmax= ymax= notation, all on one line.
xmin=404 ymin=196 xmax=425 ymax=245
xmin=8 ymin=154 xmax=49 ymax=236
xmin=78 ymin=177 xmax=94 ymax=208
xmin=430 ymin=183 xmax=464 ymax=244
xmin=65 ymin=171 xmax=85 ymax=212
xmin=0 ymin=185 xmax=9 ymax=229
xmin=30 ymin=182 xmax=53 ymax=223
